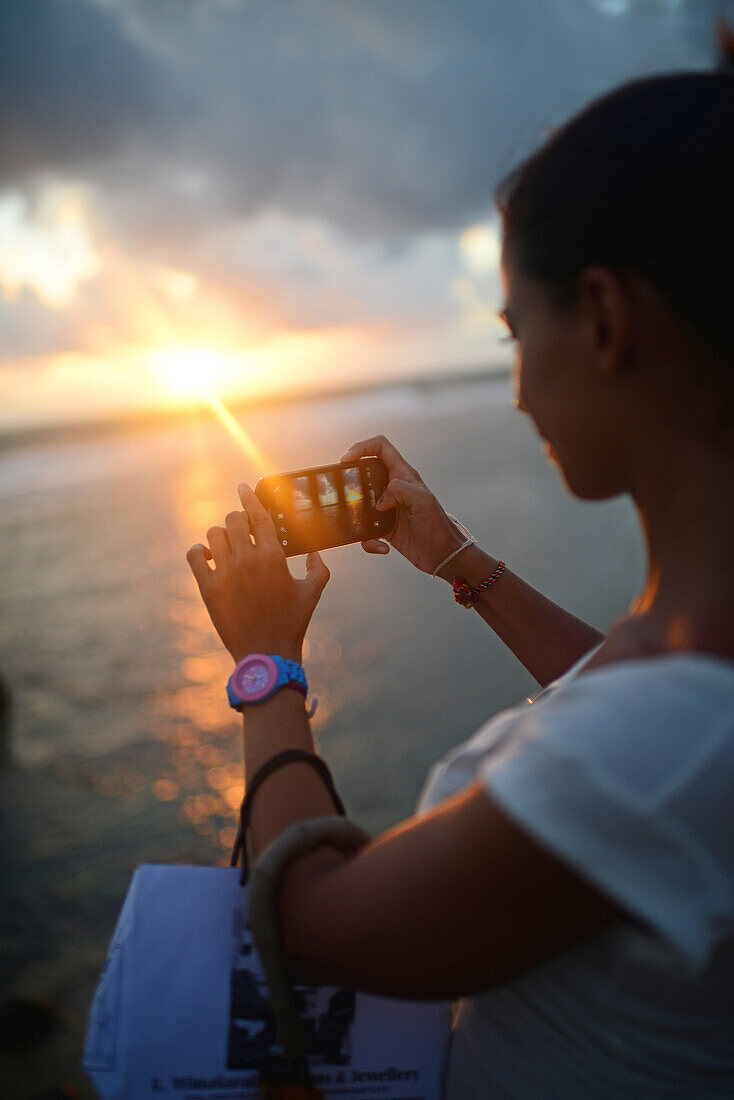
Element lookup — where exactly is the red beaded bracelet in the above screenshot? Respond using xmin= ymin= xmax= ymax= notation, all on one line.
xmin=453 ymin=561 xmax=507 ymax=608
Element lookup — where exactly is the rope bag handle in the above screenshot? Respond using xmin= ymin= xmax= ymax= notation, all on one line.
xmin=247 ymin=816 xmax=370 ymax=1089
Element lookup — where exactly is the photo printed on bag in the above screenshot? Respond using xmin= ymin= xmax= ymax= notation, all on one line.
xmin=227 ymin=900 xmax=356 ymax=1071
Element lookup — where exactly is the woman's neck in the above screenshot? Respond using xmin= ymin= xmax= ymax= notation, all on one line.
xmin=627 ymin=439 xmax=734 ymax=656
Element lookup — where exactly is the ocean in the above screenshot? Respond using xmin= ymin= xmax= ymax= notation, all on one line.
xmin=0 ymin=373 xmax=646 ymax=1097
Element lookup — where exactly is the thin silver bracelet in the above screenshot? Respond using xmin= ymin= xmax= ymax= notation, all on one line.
xmin=431 ymin=515 xmax=476 ymax=578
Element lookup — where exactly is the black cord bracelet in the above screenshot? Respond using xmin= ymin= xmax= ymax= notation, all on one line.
xmin=230 ymin=749 xmax=346 ymax=884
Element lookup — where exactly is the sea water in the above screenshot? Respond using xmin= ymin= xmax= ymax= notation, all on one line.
xmin=0 ymin=373 xmax=644 ymax=1096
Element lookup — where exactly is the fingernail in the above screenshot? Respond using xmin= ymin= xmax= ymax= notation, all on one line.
xmin=238 ymin=483 xmax=247 ymax=494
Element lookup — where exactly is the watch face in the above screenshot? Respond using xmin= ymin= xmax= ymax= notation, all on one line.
xmin=241 ymin=661 xmax=269 ymax=694
xmin=231 ymin=654 xmax=277 ymax=703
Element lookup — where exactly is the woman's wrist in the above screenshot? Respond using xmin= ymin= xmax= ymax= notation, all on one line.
xmin=242 ymin=687 xmax=314 ymax=759
xmin=231 ymin=642 xmax=303 ymax=665
xmin=428 ymin=516 xmax=474 ymax=576
xmin=436 ymin=543 xmax=501 ymax=585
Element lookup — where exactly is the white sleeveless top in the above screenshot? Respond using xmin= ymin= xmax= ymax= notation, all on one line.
xmin=416 ymin=646 xmax=734 ymax=1098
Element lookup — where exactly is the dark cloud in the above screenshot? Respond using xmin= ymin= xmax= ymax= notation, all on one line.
xmin=0 ymin=0 xmax=181 ymax=182
xmin=89 ymin=0 xmax=734 ymax=243
xmin=3 ymin=0 xmax=732 ymax=243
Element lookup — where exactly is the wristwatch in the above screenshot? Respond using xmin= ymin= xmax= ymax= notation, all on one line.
xmin=226 ymin=654 xmax=308 ymax=711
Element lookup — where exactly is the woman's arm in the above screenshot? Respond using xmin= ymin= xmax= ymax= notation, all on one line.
xmin=436 ymin=544 xmax=604 ymax=686
xmin=278 ymin=780 xmax=622 ymax=999
xmin=341 ymin=435 xmax=604 ymax=686
xmin=236 ymin=688 xmax=619 ymax=998
xmin=236 ymin=697 xmax=620 ymax=1002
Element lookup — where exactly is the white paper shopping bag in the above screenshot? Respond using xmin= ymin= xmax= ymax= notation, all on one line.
xmin=84 ymin=864 xmax=451 ymax=1100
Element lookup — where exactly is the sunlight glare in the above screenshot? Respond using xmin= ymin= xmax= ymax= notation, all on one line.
xmin=147 ymin=346 xmax=225 ymax=395
xmin=146 ymin=344 xmax=272 ymax=468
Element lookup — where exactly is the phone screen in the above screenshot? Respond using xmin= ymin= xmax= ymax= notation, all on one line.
xmin=256 ymin=459 xmax=394 ymax=556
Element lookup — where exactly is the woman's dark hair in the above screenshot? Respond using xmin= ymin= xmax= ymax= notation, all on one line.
xmin=496 ymin=29 xmax=734 ymax=362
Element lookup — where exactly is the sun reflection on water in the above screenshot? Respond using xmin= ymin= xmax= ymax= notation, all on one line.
xmin=138 ymin=457 xmax=244 ymax=859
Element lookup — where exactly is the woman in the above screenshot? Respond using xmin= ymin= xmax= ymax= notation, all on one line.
xmin=186 ymin=42 xmax=734 ymax=1097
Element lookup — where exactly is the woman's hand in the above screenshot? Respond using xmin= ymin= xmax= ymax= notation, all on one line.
xmin=186 ymin=484 xmax=330 ymax=664
xmin=340 ymin=435 xmax=465 ymax=575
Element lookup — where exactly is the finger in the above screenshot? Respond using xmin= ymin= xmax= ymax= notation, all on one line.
xmin=186 ymin=544 xmax=214 ymax=589
xmin=237 ymin=483 xmax=279 ymax=549
xmin=360 ymin=539 xmax=391 ymax=555
xmin=339 ymin=435 xmax=418 ymax=481
xmin=304 ymin=551 xmax=330 ymax=598
xmin=225 ymin=509 xmax=252 ymax=555
xmin=206 ymin=525 xmax=231 ymax=569
xmin=377 ymin=477 xmax=426 ymax=510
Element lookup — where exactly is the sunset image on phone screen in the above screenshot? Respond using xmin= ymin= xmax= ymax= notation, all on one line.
xmin=315 ymin=471 xmax=343 ymax=544
xmin=342 ymin=467 xmax=369 ymax=538
xmin=316 ymin=472 xmax=339 ymax=507
xmin=291 ymin=476 xmax=311 ymax=511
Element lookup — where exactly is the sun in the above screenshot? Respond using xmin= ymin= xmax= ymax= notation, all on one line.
xmin=147 ymin=345 xmax=225 ymax=396
xmin=143 ymin=342 xmax=273 ymax=467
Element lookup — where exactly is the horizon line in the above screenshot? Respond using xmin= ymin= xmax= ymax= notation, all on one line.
xmin=0 ymin=361 xmax=511 ymax=454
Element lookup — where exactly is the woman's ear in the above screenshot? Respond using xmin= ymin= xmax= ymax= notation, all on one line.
xmin=576 ymin=266 xmax=633 ymax=378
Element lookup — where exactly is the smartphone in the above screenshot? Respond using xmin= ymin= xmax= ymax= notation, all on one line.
xmin=255 ymin=458 xmax=396 ymax=556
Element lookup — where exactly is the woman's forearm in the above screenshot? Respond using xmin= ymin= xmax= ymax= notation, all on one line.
xmin=437 ymin=544 xmax=604 ymax=686
xmin=241 ymin=689 xmax=343 ymax=866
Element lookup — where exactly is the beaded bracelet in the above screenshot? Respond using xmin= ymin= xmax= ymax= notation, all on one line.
xmin=453 ymin=560 xmax=507 ymax=608
xmin=230 ymin=749 xmax=346 ymax=884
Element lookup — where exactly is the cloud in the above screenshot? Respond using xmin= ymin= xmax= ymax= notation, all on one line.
xmin=0 ymin=185 xmax=99 ymax=308
xmin=7 ymin=0 xmax=727 ymax=244
xmin=0 ymin=293 xmax=83 ymax=362
xmin=0 ymin=0 xmax=181 ymax=184
xmin=1 ymin=0 xmax=732 ymax=380
xmin=193 ymin=209 xmax=472 ymax=332
xmin=109 ymin=0 xmax=734 ymax=235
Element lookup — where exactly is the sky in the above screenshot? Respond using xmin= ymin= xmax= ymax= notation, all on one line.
xmin=0 ymin=0 xmax=731 ymax=430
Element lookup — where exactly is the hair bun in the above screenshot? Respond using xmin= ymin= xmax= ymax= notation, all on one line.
xmin=717 ymin=18 xmax=734 ymax=76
